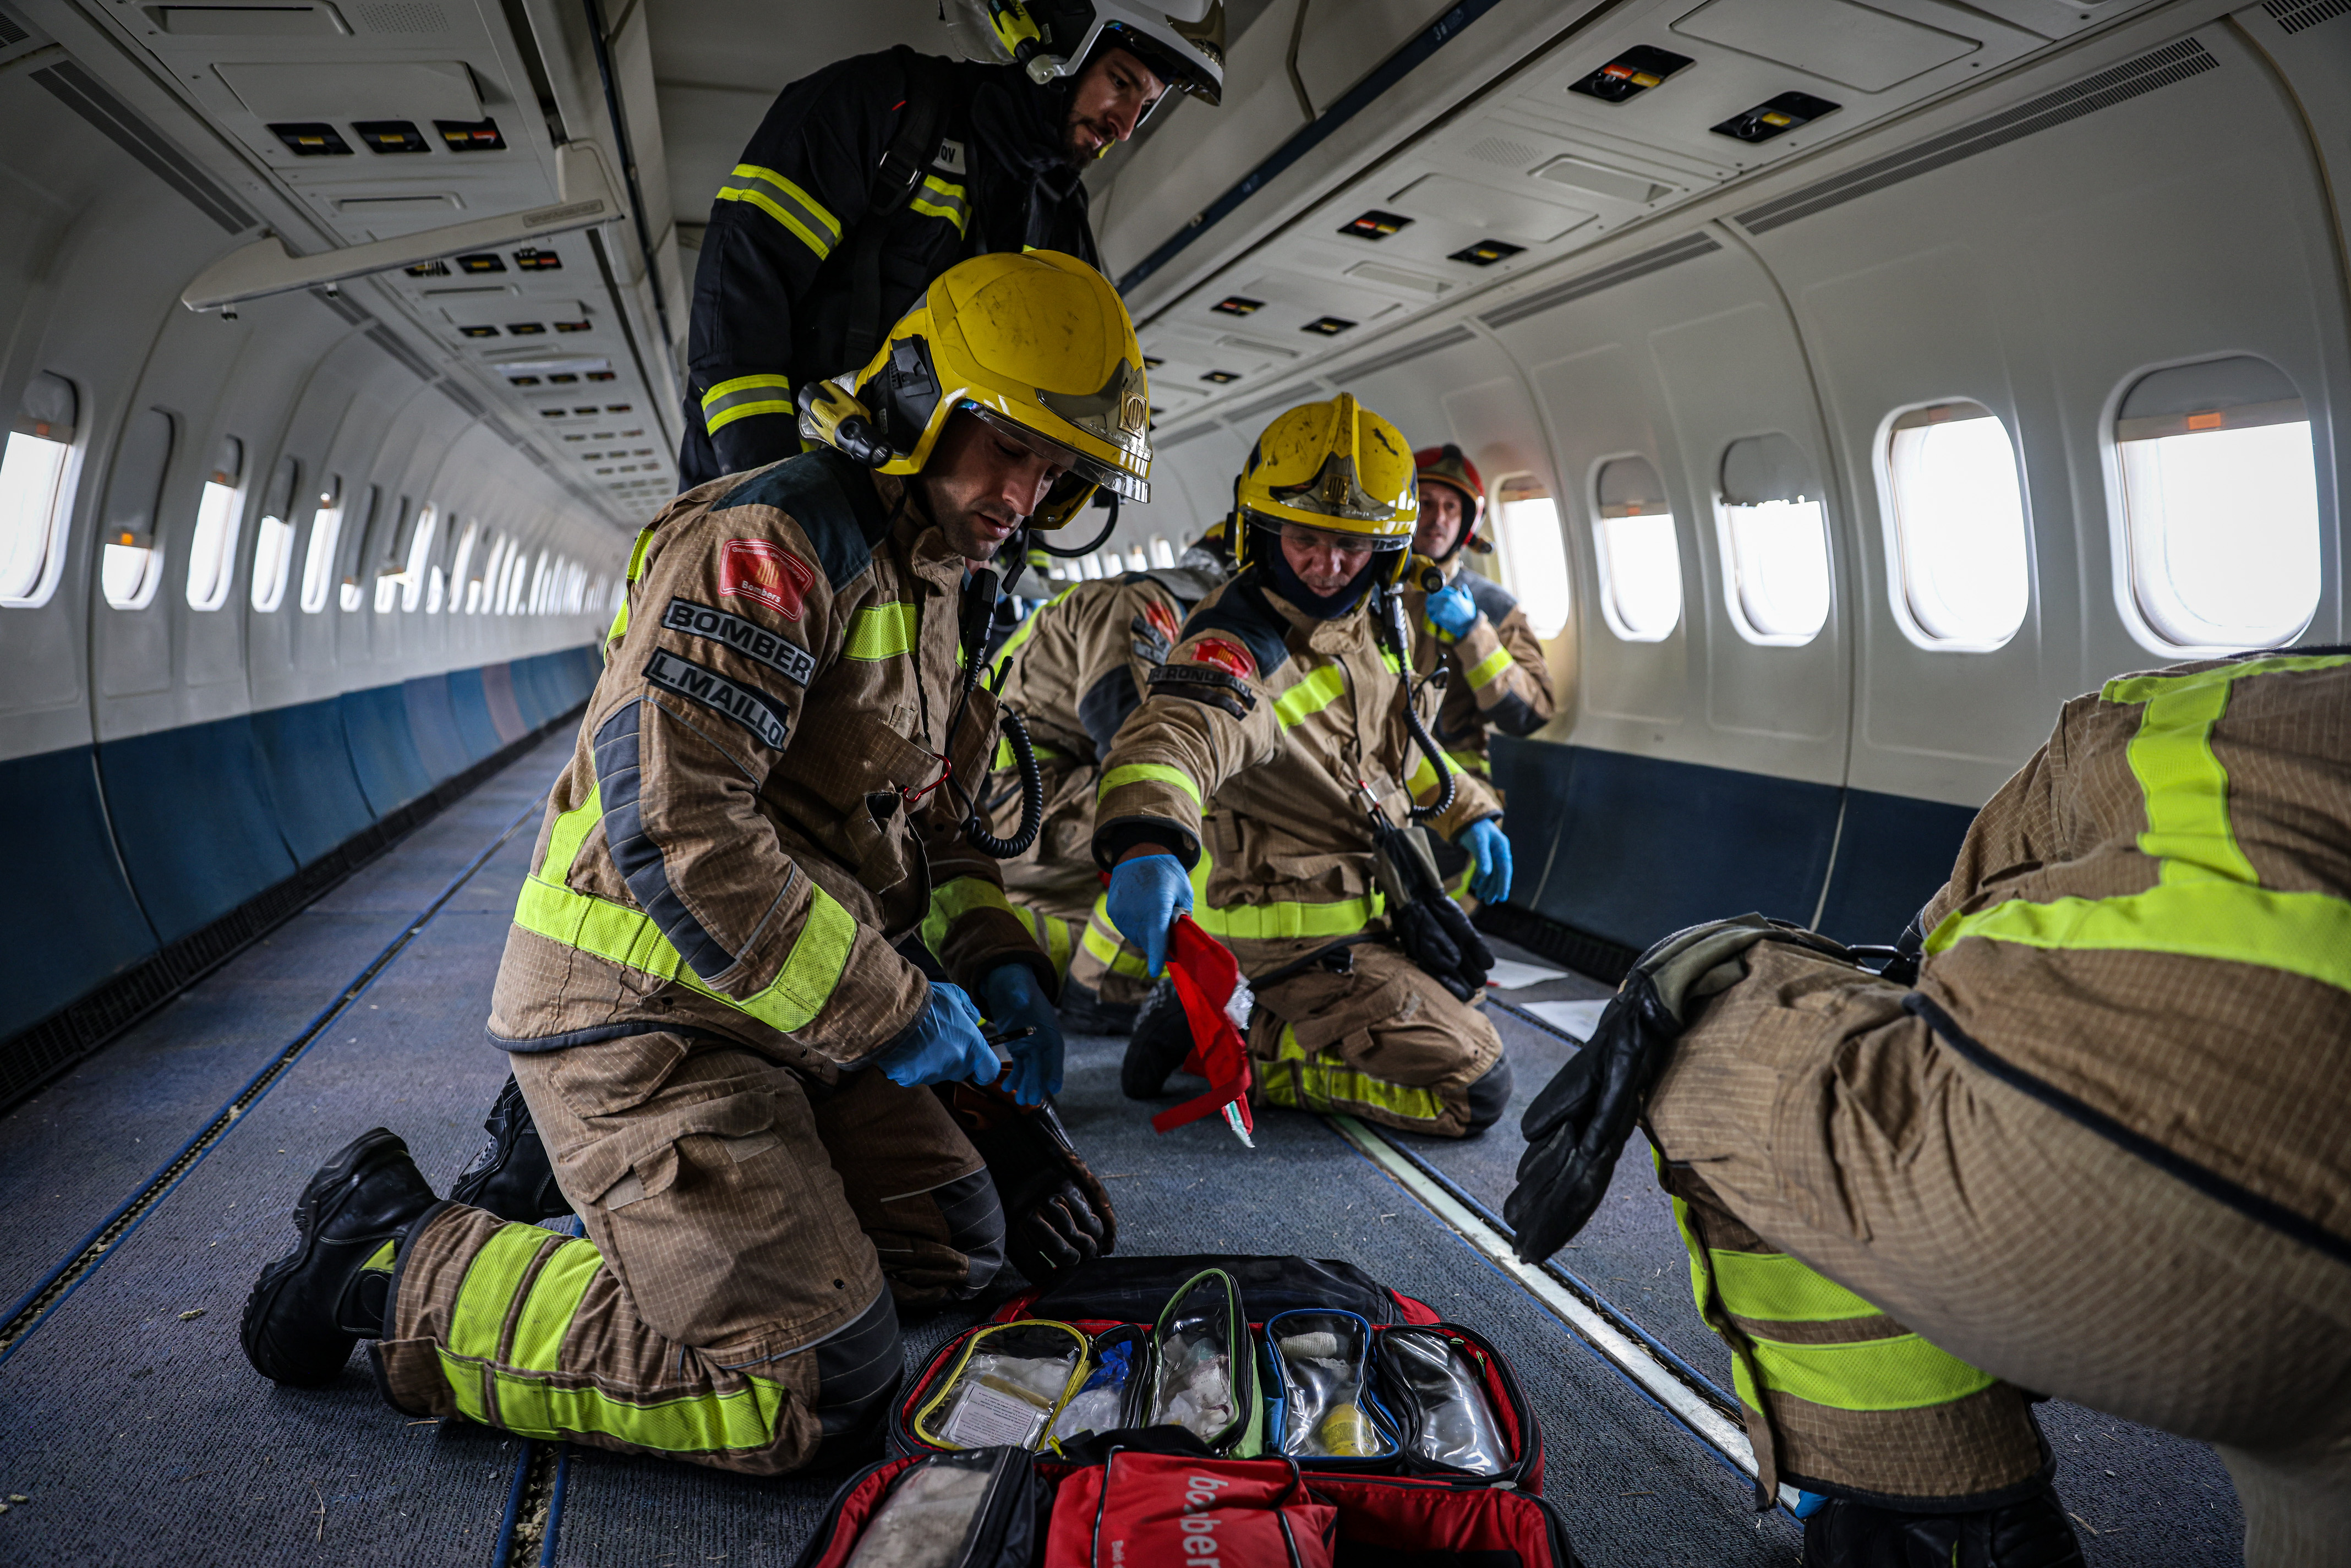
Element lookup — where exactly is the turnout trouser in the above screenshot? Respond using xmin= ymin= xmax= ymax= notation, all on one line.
xmin=1646 ymin=943 xmax=2351 ymax=1563
xmin=376 ymin=1035 xmax=1004 ymax=1475
xmin=1247 ymin=941 xmax=1508 ymax=1139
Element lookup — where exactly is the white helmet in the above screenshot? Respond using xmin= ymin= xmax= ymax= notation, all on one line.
xmin=941 ymin=1 xmax=1225 ymax=109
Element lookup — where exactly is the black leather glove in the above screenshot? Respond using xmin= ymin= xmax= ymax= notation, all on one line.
xmin=1505 ymin=915 xmax=1831 ymax=1262
xmin=1391 ymin=895 xmax=1495 ymax=1001
xmin=1800 ymin=1489 xmax=2085 ymax=1568
xmin=939 ymin=1079 xmax=1118 ymax=1286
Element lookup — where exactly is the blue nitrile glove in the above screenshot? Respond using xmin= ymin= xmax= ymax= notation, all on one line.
xmin=1105 ymin=853 xmax=1192 ymax=979
xmin=1461 ymin=819 xmax=1513 ymax=904
xmin=1425 ymin=582 xmax=1479 ymax=641
xmin=873 ymin=982 xmax=998 ymax=1089
xmin=982 ymin=962 xmax=1064 ymax=1106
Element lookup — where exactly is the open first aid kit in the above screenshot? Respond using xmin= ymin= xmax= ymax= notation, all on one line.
xmin=889 ymin=1256 xmax=1540 ymax=1490
xmin=792 ymin=1448 xmax=1584 ymax=1568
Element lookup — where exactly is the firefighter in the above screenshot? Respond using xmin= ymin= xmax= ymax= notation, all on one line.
xmin=682 ymin=0 xmax=1223 ymax=488
xmin=241 ymin=252 xmax=1149 ymax=1476
xmin=986 ymin=526 xmax=1231 ymax=1031
xmin=1091 ymin=395 xmax=1518 ymax=1139
xmin=1507 ymin=653 xmax=2351 ymax=1566
xmin=1412 ymin=444 xmax=1555 ymax=904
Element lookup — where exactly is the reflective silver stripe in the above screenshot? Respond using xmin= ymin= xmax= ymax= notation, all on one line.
xmin=909 ymin=174 xmax=969 ymax=234
xmin=699 ymin=375 xmax=796 ymax=435
xmin=715 ymin=163 xmax=842 ymax=259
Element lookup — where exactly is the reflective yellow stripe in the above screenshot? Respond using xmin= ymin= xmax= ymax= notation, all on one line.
xmin=447 ymin=1352 xmax=791 ymax=1456
xmin=360 ymin=1239 xmax=396 ymax=1272
xmin=923 ymin=875 xmax=1016 ymax=959
xmin=1016 ymin=905 xmax=1074 ymax=979
xmin=1737 ymin=1333 xmax=1999 ymax=1414
xmin=1259 ymin=1023 xmax=1448 ymax=1124
xmin=1466 ymin=644 xmax=1514 ymax=690
xmin=908 ymin=174 xmax=969 ymax=234
xmin=992 ymin=735 xmax=1067 ymax=770
xmin=1080 ymin=908 xmax=1152 ymax=977
xmin=1273 ymin=663 xmax=1346 ymax=729
xmin=542 ymin=786 xmax=603 ymax=878
xmin=715 ymin=163 xmax=841 ymax=258
xmin=845 ymin=601 xmax=917 ymax=660
xmin=1445 ymin=746 xmax=1490 ymax=779
xmin=1379 ymin=643 xmax=1402 ymax=676
xmin=508 ymin=1237 xmax=602 ymax=1372
xmin=447 ymin=1222 xmax=550 ymax=1366
xmin=1712 ymin=1249 xmax=1879 ymax=1323
xmin=1099 ymin=762 xmax=1201 ymax=808
xmin=1927 ymin=654 xmax=2351 ymax=993
xmin=1407 ymin=751 xmax=1441 ymax=800
xmin=1192 ymin=889 xmax=1382 ymax=943
xmin=700 ymin=374 xmax=797 ymax=436
xmin=606 ymin=525 xmax=655 ymax=646
xmin=989 ymin=582 xmax=1080 ymax=683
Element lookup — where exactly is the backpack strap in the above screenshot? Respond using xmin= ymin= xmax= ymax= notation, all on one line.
xmin=844 ymin=47 xmax=955 ymax=370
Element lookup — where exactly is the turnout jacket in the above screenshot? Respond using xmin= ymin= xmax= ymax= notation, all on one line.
xmin=1429 ymin=559 xmax=1554 ymax=776
xmin=1090 ymin=568 xmax=1502 ymax=976
xmin=985 ymin=560 xmax=1224 ymax=871
xmin=1912 ymin=652 xmax=2351 ymax=1252
xmin=684 ymin=47 xmax=1096 ymax=487
xmin=489 ymin=450 xmax=1049 ymax=1079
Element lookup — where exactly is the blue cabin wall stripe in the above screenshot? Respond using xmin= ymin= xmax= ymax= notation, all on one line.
xmin=1488 ymin=735 xmax=1980 ymax=954
xmin=0 ymin=646 xmax=600 ymax=1047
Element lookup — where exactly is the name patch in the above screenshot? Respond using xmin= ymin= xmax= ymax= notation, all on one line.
xmin=661 ymin=597 xmax=816 ymax=686
xmin=643 ymin=648 xmax=791 ymax=750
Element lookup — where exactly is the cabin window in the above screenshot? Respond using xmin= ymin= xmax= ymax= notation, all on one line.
xmin=1080 ymin=552 xmax=1105 ymax=580
xmin=2114 ymin=357 xmax=2320 ymax=652
xmin=1716 ymin=434 xmax=1831 ymax=646
xmin=1592 ymin=456 xmax=1680 ymax=641
xmin=1492 ymin=474 xmax=1570 ymax=640
xmin=447 ymin=520 xmax=479 ymax=613
xmin=529 ymin=550 xmax=550 ymax=614
xmin=186 ymin=435 xmax=245 ymax=611
xmin=299 ymin=478 xmax=343 ymax=614
xmin=400 ymin=505 xmax=439 ymax=611
xmin=1 ymin=372 xmax=80 ymax=608
xmin=1150 ymin=534 xmax=1176 ymax=569
xmin=340 ymin=486 xmax=379 ymax=611
xmin=249 ymin=456 xmax=302 ymax=612
xmin=1882 ymin=402 xmax=2029 ymax=650
xmin=103 ymin=408 xmax=172 ymax=610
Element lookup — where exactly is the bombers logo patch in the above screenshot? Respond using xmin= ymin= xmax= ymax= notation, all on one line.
xmin=643 ymin=648 xmax=791 ymax=751
xmin=1187 ymin=637 xmax=1255 ymax=680
xmin=1141 ymin=599 xmax=1182 ymax=645
xmin=660 ymin=598 xmax=815 ymax=686
xmin=719 ymin=538 xmax=816 ymax=620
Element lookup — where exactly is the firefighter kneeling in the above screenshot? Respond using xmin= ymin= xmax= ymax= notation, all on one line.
xmin=1095 ymin=394 xmax=1516 ymax=1140
xmin=239 ymin=250 xmax=1141 ymax=1476
xmin=1508 ymin=653 xmax=2351 ymax=1567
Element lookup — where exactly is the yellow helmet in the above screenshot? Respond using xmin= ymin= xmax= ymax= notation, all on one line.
xmin=798 ymin=249 xmax=1151 ymax=527
xmin=1233 ymin=392 xmax=1418 ymax=576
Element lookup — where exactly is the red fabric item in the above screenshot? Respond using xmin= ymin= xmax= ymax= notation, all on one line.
xmin=1046 ymin=1453 xmax=1335 ymax=1568
xmin=1187 ymin=637 xmax=1256 ymax=679
xmin=1150 ymin=916 xmax=1254 ymax=1139
xmin=719 ymin=537 xmax=816 ymax=619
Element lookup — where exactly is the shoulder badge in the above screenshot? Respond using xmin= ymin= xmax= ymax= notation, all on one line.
xmin=1141 ymin=599 xmax=1182 ymax=644
xmin=720 ymin=538 xmax=816 ymax=620
xmin=1188 ymin=637 xmax=1256 ymax=680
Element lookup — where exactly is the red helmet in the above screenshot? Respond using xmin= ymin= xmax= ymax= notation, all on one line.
xmin=1412 ymin=444 xmax=1486 ymax=555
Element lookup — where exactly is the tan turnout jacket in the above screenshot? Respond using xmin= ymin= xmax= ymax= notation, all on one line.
xmin=1430 ymin=559 xmax=1554 ymax=775
xmin=488 ymin=450 xmax=1048 ymax=1077
xmin=1091 ymin=567 xmax=1501 ymax=977
xmin=1912 ymin=652 xmax=2351 ymax=1246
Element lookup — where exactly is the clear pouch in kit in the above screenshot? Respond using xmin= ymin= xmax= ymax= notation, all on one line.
xmin=1263 ymin=1308 xmax=1398 ymax=1463
xmin=1127 ymin=1267 xmax=1262 ymax=1455
xmin=1046 ymin=1323 xmax=1145 ymax=1450
xmin=912 ymin=1320 xmax=1089 ymax=1452
xmin=1375 ymin=1327 xmax=1509 ymax=1477
xmin=841 ymin=1447 xmax=1035 ymax=1568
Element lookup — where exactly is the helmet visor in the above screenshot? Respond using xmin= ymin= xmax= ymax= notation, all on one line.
xmin=964 ymin=401 xmax=1149 ymax=506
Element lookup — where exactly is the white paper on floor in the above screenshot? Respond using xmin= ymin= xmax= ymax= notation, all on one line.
xmin=1484 ymin=957 xmax=1570 ymax=991
xmin=1521 ymin=999 xmax=1609 ymax=1041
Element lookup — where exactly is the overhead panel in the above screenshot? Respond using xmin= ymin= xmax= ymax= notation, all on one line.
xmin=143 ymin=4 xmax=353 ymax=35
xmin=1669 ymin=0 xmax=1979 ymax=93
xmin=214 ymin=59 xmax=482 ymax=121
xmin=1384 ymin=173 xmax=1597 ymax=244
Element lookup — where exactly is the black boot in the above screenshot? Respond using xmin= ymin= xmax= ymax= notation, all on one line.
xmin=242 ymin=1128 xmax=437 ymax=1387
xmin=1058 ymin=978 xmax=1140 ymax=1036
xmin=449 ymin=1074 xmax=572 ymax=1221
xmin=1120 ymin=976 xmax=1195 ymax=1100
xmin=1802 ymin=1487 xmax=2086 ymax=1567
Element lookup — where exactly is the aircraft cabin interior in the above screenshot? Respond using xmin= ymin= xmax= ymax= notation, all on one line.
xmin=0 ymin=0 xmax=2341 ymax=1564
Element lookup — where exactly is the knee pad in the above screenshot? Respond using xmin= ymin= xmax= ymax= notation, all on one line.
xmin=1464 ymin=1053 xmax=1515 ymax=1134
xmin=932 ymin=1167 xmax=1008 ymax=1294
xmin=812 ymin=1287 xmax=905 ymax=1444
